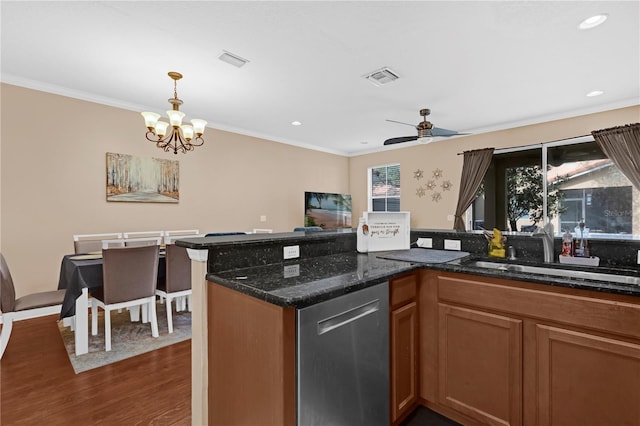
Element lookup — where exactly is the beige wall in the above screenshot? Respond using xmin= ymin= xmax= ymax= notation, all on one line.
xmin=349 ymin=105 xmax=640 ymax=229
xmin=0 ymin=84 xmax=349 ymax=297
xmin=1 ymin=83 xmax=638 ymax=297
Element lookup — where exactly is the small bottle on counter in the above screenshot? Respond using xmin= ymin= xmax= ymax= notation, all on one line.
xmin=357 ymin=216 xmax=369 ymax=253
xmin=561 ymin=230 xmax=573 ymax=256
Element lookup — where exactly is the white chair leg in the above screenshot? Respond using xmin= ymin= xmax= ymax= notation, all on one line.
xmin=0 ymin=316 xmax=14 ymax=359
xmin=149 ymin=299 xmax=159 ymax=338
xmin=104 ymin=308 xmax=112 ymax=352
xmin=142 ymin=303 xmax=149 ymax=324
xmin=166 ymin=296 xmax=174 ymax=334
xmin=180 ymin=296 xmax=187 ymax=311
xmin=129 ymin=305 xmax=140 ymax=322
xmin=62 ymin=316 xmax=75 ymax=331
xmin=91 ymin=300 xmax=98 ymax=336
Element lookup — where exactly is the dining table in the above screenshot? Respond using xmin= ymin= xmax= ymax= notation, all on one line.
xmin=58 ymin=251 xmax=165 ymax=355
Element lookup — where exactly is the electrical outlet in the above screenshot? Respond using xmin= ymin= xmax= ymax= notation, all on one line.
xmin=260 ymin=215 xmax=267 ymax=222
xmin=447 ymin=215 xmax=455 ymax=221
xmin=283 ymin=245 xmax=300 ymax=260
xmin=444 ymin=239 xmax=461 ymax=251
xmin=417 ymin=238 xmax=433 ymax=248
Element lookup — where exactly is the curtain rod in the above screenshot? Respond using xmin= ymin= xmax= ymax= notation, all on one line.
xmin=456 ymin=134 xmax=593 ymax=155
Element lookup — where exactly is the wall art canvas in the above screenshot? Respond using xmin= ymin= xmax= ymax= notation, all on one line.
xmin=106 ymin=152 xmax=179 ymax=203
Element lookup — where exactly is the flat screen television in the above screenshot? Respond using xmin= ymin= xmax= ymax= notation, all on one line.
xmin=304 ymin=192 xmax=352 ymax=230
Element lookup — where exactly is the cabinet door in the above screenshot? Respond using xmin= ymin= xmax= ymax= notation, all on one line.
xmin=536 ymin=325 xmax=640 ymax=426
xmin=391 ymin=301 xmax=418 ymax=423
xmin=438 ymin=303 xmax=522 ymax=426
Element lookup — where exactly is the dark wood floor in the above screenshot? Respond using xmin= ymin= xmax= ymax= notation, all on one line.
xmin=2 ymin=315 xmax=461 ymax=425
xmin=0 ymin=315 xmax=191 ymax=425
xmin=401 ymin=407 xmax=462 ymax=426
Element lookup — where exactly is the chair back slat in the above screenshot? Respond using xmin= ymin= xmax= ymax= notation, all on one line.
xmin=165 ymin=244 xmax=191 ymax=293
xmin=101 ymin=245 xmax=159 ymax=304
xmin=124 ymin=237 xmax=162 ymax=247
xmin=0 ymin=254 xmax=16 ymax=313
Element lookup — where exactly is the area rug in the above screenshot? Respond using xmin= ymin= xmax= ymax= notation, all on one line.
xmin=58 ymin=301 xmax=191 ymax=374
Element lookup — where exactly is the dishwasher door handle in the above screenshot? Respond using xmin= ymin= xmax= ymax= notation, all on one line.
xmin=317 ymin=299 xmax=380 ymax=335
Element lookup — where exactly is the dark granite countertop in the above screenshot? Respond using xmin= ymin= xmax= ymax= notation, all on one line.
xmin=207 ymin=248 xmax=640 ymax=308
xmin=207 ymin=252 xmax=418 ymax=309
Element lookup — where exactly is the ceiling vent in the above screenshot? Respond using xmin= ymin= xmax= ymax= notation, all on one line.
xmin=364 ymin=67 xmax=400 ymax=86
xmin=218 ymin=50 xmax=250 ymax=68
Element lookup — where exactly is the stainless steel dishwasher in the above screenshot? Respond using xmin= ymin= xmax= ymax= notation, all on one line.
xmin=297 ymin=282 xmax=389 ymax=426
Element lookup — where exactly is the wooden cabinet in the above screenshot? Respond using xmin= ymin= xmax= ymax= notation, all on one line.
xmin=390 ymin=273 xmax=419 ymax=425
xmin=535 ymin=324 xmax=640 ymax=426
xmin=207 ymin=282 xmax=296 ymax=426
xmin=438 ymin=303 xmax=522 ymax=426
xmin=422 ymin=272 xmax=640 ymax=426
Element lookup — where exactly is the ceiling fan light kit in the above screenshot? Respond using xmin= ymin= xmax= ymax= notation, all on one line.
xmin=384 ymin=108 xmax=469 ymax=146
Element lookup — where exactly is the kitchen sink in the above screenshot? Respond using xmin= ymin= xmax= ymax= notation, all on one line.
xmin=462 ymin=260 xmax=640 ymax=286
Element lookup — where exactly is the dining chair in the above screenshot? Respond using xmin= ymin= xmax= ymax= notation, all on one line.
xmin=124 ymin=237 xmax=163 ymax=247
xmin=252 ymin=228 xmax=273 ymax=234
xmin=165 ymin=234 xmax=204 ymax=245
xmin=204 ymin=232 xmax=247 ymax=237
xmin=0 ymin=253 xmax=66 ymax=358
xmin=156 ymin=244 xmax=192 ymax=333
xmin=101 ymin=239 xmax=126 ymax=249
xmin=91 ymin=245 xmax=160 ymax=351
xmin=73 ymin=232 xmax=123 ymax=253
xmin=123 ymin=231 xmax=164 ymax=239
xmin=163 ymin=229 xmax=200 ymax=244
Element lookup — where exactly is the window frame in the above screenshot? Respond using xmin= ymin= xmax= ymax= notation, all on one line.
xmin=367 ymin=163 xmax=400 ymax=212
xmin=471 ymin=135 xmax=638 ymax=239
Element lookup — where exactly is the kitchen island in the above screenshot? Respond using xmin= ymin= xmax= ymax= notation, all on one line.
xmin=177 ymin=230 xmax=640 ymax=426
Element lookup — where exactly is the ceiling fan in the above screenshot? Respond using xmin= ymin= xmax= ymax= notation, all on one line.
xmin=384 ymin=108 xmax=468 ymax=145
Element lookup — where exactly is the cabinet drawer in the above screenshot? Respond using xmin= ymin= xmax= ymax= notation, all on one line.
xmin=391 ymin=273 xmax=417 ymax=309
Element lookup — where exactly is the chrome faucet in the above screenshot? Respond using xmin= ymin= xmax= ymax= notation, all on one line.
xmin=533 ymin=222 xmax=555 ymax=263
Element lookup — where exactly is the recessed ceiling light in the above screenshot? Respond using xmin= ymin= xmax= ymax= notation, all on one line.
xmin=586 ymin=90 xmax=604 ymax=97
xmin=578 ymin=14 xmax=608 ymax=30
xmin=291 ymin=121 xmax=302 ymax=126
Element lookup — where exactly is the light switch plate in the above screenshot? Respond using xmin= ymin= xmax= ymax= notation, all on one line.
xmin=444 ymin=239 xmax=461 ymax=251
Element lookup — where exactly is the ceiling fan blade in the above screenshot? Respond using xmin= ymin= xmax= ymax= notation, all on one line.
xmin=386 ymin=119 xmax=418 ymax=128
xmin=431 ymin=127 xmax=470 ymax=137
xmin=384 ymin=136 xmax=418 ymax=145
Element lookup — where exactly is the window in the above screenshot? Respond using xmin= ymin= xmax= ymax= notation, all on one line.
xmin=368 ymin=164 xmax=400 ymax=212
xmin=473 ymin=137 xmax=638 ymax=237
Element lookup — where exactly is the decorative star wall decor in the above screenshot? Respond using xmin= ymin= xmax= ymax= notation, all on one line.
xmin=414 ymin=168 xmax=452 ymax=203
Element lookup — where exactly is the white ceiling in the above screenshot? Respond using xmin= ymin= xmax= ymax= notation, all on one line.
xmin=2 ymin=1 xmax=639 ymax=156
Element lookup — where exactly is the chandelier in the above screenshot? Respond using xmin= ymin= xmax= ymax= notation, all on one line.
xmin=141 ymin=72 xmax=207 ymax=154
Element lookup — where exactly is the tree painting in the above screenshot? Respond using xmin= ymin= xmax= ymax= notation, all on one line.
xmin=106 ymin=152 xmax=179 ymax=203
